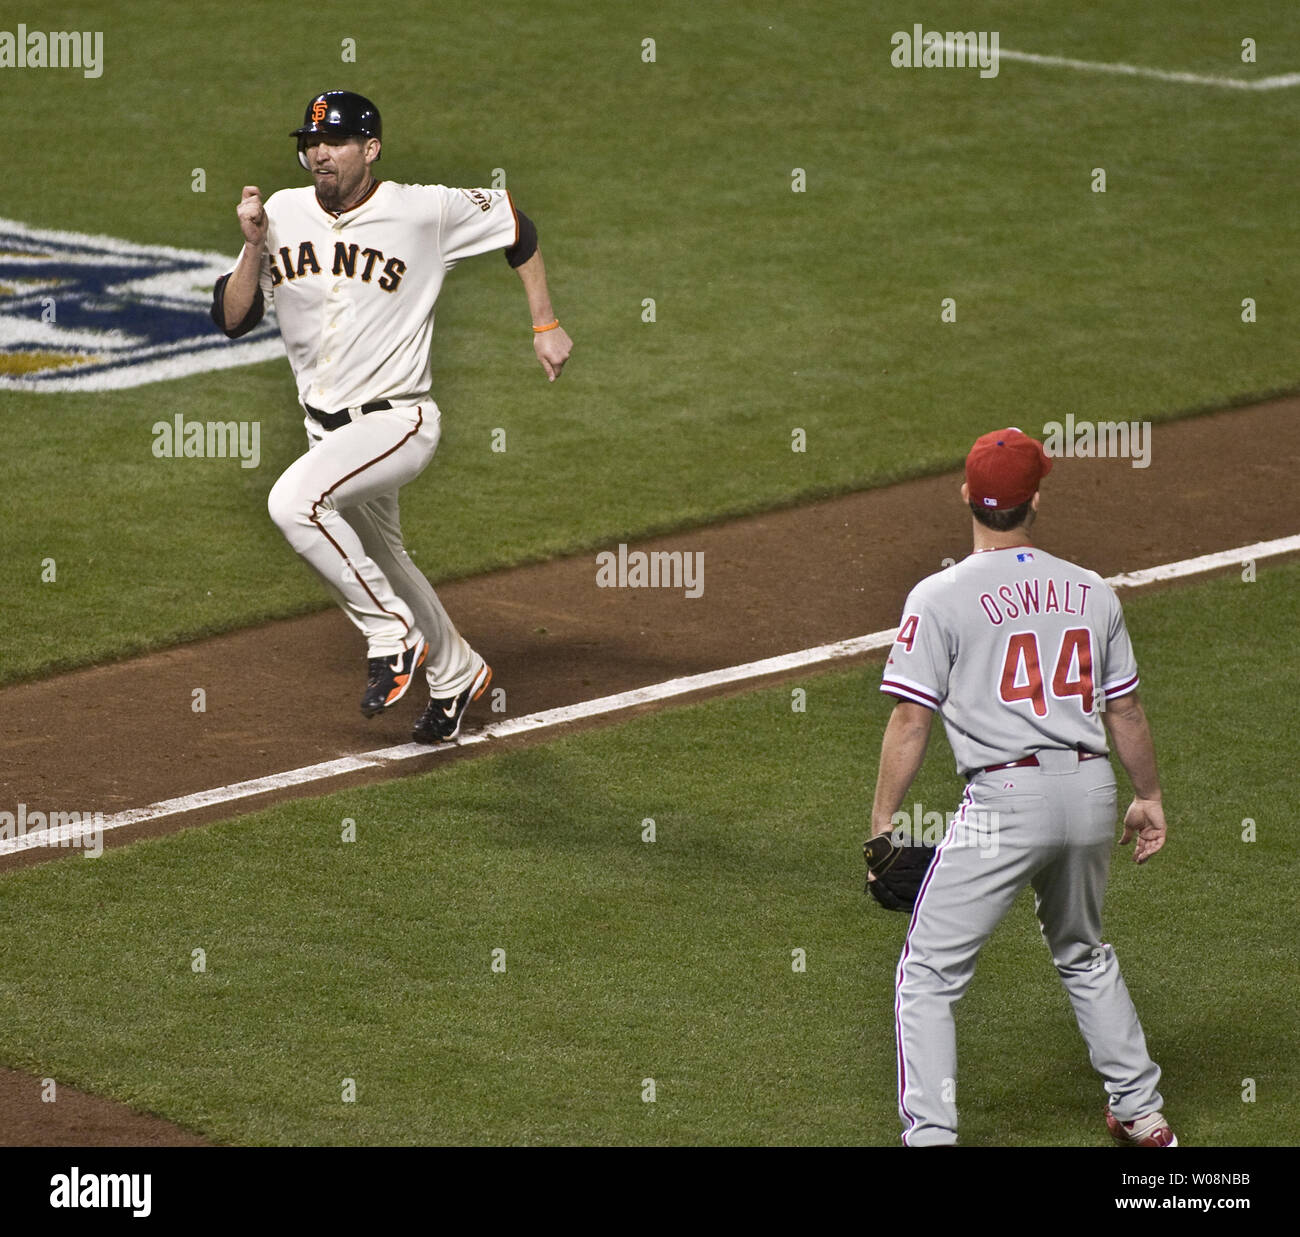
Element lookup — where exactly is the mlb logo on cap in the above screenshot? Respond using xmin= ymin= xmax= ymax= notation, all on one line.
xmin=965 ymin=427 xmax=1053 ymax=510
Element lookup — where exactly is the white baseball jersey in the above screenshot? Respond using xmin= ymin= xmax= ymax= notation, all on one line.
xmin=881 ymin=546 xmax=1139 ymax=775
xmin=245 ymin=181 xmax=518 ymax=409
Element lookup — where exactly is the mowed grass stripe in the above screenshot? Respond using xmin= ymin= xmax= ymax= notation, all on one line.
xmin=0 ymin=562 xmax=1295 ymax=1145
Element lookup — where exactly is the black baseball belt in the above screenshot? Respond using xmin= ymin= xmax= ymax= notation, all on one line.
xmin=304 ymin=399 xmax=392 ymax=430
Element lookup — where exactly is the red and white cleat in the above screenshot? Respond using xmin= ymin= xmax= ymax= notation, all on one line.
xmin=1105 ymin=1108 xmax=1178 ymax=1147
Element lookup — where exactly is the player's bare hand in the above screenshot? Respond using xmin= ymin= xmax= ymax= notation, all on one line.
xmin=1119 ymin=797 xmax=1167 ymax=864
xmin=534 ymin=324 xmax=573 ymax=382
xmin=237 ymin=186 xmax=268 ymax=247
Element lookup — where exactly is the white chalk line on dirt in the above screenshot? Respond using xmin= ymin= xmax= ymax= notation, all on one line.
xmin=3 ymin=533 xmax=1297 ymax=857
xmin=968 ymin=43 xmax=1300 ymax=90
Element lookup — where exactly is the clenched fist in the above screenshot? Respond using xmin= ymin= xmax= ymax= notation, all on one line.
xmin=237 ymin=185 xmax=268 ymax=247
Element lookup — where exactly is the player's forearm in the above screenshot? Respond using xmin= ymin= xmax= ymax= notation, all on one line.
xmin=222 ymin=242 xmax=264 ymax=331
xmin=871 ymin=704 xmax=934 ymax=836
xmin=513 ymin=248 xmax=557 ymax=327
xmin=1102 ymin=693 xmax=1162 ymax=801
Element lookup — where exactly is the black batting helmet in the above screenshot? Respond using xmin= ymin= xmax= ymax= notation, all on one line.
xmin=291 ymin=90 xmax=382 ymax=169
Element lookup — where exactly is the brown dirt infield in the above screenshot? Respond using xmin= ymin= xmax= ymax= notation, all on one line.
xmin=2 ymin=397 xmax=1298 ymax=1144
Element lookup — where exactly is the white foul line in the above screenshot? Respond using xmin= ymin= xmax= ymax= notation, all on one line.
xmin=3 ymin=533 xmax=1297 ymax=857
xmin=966 ymin=42 xmax=1300 ymax=91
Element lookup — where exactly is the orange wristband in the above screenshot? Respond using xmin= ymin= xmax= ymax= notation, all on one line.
xmin=532 ymin=319 xmax=560 ymax=333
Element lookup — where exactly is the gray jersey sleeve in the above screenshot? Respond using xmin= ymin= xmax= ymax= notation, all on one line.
xmin=880 ymin=576 xmax=954 ymax=711
xmin=1098 ymin=586 xmax=1140 ymax=703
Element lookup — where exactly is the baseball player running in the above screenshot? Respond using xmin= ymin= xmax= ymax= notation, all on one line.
xmin=867 ymin=428 xmax=1174 ymax=1147
xmin=212 ymin=90 xmax=572 ymax=742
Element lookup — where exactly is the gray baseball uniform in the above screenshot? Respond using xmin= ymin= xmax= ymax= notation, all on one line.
xmin=880 ymin=545 xmax=1164 ymax=1146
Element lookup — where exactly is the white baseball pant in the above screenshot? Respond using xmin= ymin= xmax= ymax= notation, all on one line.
xmin=266 ymin=400 xmax=478 ymax=695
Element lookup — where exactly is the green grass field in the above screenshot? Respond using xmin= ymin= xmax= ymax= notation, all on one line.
xmin=1 ymin=563 xmax=1295 ymax=1146
xmin=4 ymin=1 xmax=1300 ymax=681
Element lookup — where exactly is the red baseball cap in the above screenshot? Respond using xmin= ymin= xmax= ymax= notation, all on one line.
xmin=965 ymin=427 xmax=1053 ymax=509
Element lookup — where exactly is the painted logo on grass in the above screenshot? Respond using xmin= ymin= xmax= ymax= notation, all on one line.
xmin=0 ymin=217 xmax=280 ymax=391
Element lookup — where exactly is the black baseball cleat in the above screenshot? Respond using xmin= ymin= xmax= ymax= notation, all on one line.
xmin=412 ymin=657 xmax=493 ymax=744
xmin=360 ymin=636 xmax=427 ymax=717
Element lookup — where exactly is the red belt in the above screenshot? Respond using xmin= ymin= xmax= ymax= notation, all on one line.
xmin=975 ymin=751 xmax=1106 ymax=776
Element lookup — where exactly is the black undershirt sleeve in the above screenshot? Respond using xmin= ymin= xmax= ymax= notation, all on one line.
xmin=211 ymin=273 xmax=265 ymax=339
xmin=504 ymin=209 xmax=538 ymax=269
